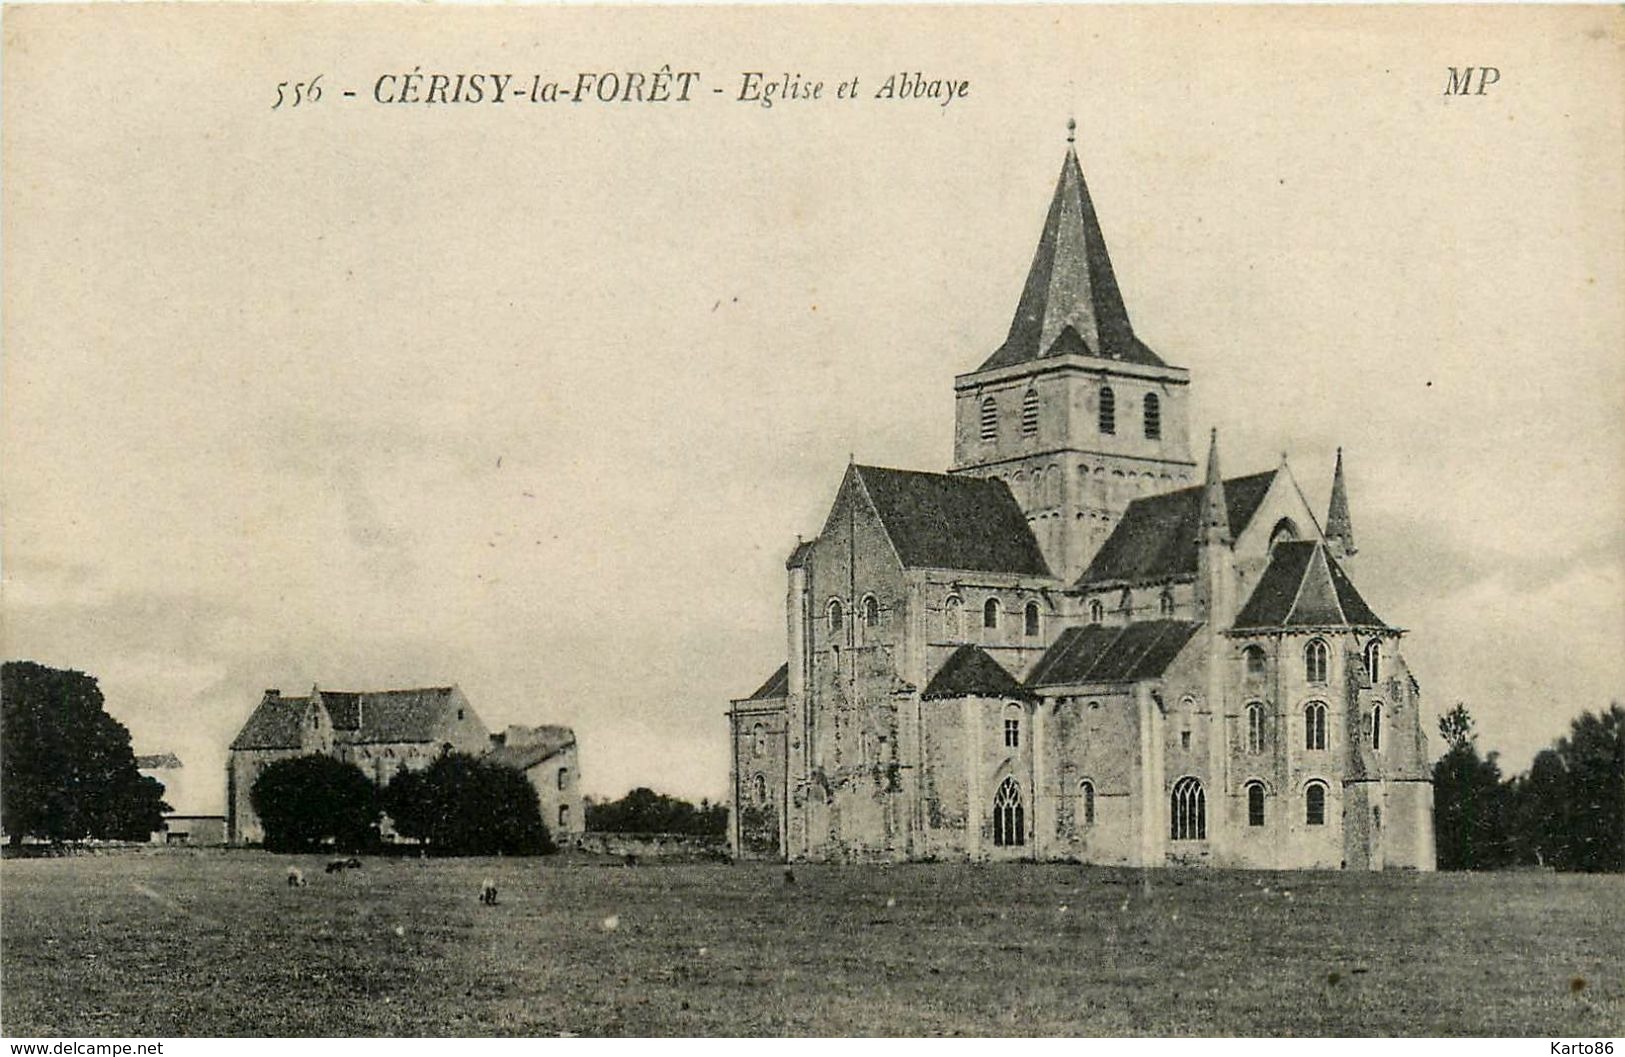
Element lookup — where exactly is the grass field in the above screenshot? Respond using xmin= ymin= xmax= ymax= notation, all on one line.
xmin=1 ymin=851 xmax=1621 ymax=1037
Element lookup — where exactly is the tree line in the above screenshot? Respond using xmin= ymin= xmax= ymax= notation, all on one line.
xmin=1433 ymin=702 xmax=1623 ymax=872
xmin=583 ymin=786 xmax=728 ymax=836
xmin=250 ymin=751 xmax=554 ymax=855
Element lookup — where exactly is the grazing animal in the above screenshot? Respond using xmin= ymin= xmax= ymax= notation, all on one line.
xmin=480 ymin=878 xmax=498 ymax=906
xmin=286 ymin=867 xmax=306 ymax=888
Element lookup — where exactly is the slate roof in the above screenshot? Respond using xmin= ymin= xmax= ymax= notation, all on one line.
xmin=1077 ymin=470 xmax=1278 ymax=587
xmin=135 ymin=752 xmax=182 ymax=770
xmin=1024 ymin=620 xmax=1202 ymax=687
xmin=484 ymin=725 xmax=575 ymax=772
xmin=978 ymin=148 xmax=1168 ymax=371
xmin=1231 ymin=540 xmax=1388 ymax=631
xmin=742 ymin=663 xmax=789 ymax=701
xmin=854 ymin=465 xmax=1052 ymax=577
xmin=229 ymin=687 xmax=462 ymax=751
xmin=229 ymin=695 xmax=308 ymax=751
xmin=786 ymin=539 xmax=816 ymax=570
xmin=922 ymin=645 xmax=1032 ymax=700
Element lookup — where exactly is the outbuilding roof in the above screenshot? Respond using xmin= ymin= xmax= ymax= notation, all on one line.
xmin=228 ymin=687 xmax=463 ymax=751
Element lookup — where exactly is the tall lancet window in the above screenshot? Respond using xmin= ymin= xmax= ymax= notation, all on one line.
xmin=1305 ymin=638 xmax=1329 ymax=684
xmin=1098 ymin=387 xmax=1116 ymax=435
xmin=1144 ymin=392 xmax=1161 ymax=439
xmin=1363 ymin=639 xmax=1381 ymax=684
xmin=980 ymin=396 xmax=998 ymax=442
xmin=1171 ymin=777 xmax=1206 ymax=840
xmin=1021 ymin=388 xmax=1040 ymax=437
xmin=993 ymin=777 xmax=1024 ymax=847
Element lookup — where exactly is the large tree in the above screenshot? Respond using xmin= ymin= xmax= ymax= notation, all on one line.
xmin=249 ymin=754 xmax=380 ymax=852
xmin=1543 ymin=704 xmax=1624 ymax=872
xmin=1 ymin=660 xmax=170 ymax=843
xmin=1432 ymin=703 xmax=1511 ymax=870
xmin=383 ymin=751 xmax=552 ymax=855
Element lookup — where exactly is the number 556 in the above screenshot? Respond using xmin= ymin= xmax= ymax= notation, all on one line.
xmin=272 ymin=75 xmax=324 ymax=110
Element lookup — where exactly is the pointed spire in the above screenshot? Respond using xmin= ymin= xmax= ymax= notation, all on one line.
xmin=978 ymin=129 xmax=1152 ymax=371
xmin=1326 ymin=447 xmax=1357 ymax=557
xmin=1199 ymin=428 xmax=1232 ymax=545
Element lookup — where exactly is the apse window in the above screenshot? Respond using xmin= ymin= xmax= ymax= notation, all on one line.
xmin=1305 ymin=781 xmax=1327 ymax=826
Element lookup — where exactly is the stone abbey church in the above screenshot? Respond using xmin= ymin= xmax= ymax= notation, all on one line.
xmin=727 ymin=134 xmax=1436 ymax=870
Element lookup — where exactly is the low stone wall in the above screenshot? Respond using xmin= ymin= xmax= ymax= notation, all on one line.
xmin=569 ymin=831 xmax=728 ymax=862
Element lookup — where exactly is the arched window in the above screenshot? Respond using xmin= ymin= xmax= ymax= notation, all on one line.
xmin=558 ymin=804 xmax=570 ymax=830
xmin=752 ymin=724 xmax=766 ymax=757
xmin=1305 ymin=638 xmax=1329 ymax=684
xmin=1158 ymin=590 xmax=1175 ymax=618
xmin=980 ymin=396 xmax=998 ymax=442
xmin=1305 ymin=701 xmax=1328 ymax=751
xmin=1171 ymin=777 xmax=1206 ymax=840
xmin=983 ymin=598 xmax=1000 ymax=630
xmin=944 ymin=595 xmax=965 ymax=638
xmin=1144 ymin=392 xmax=1161 ymax=439
xmin=1098 ymin=386 xmax=1116 ymax=435
xmin=752 ymin=773 xmax=768 ymax=804
xmin=1089 ymin=600 xmax=1104 ymax=623
xmin=1305 ymin=781 xmax=1327 ymax=826
xmin=1243 ymin=645 xmax=1267 ymax=677
xmin=1024 ymin=601 xmax=1041 ymax=637
xmin=828 ymin=599 xmax=844 ymax=634
xmin=1003 ymin=704 xmax=1021 ymax=749
xmin=1021 ymin=388 xmax=1039 ymax=436
xmin=1246 ymin=702 xmax=1265 ymax=753
xmin=557 ymin=767 xmax=568 ymax=791
xmin=1363 ymin=639 xmax=1381 ymax=684
xmin=1079 ymin=780 xmax=1096 ymax=826
xmin=1269 ymin=517 xmax=1300 ymax=549
xmin=1246 ymin=781 xmax=1266 ymax=827
xmin=862 ymin=595 xmax=879 ymax=628
xmin=993 ymin=777 xmax=1024 ymax=847
xmin=1371 ymin=703 xmax=1383 ymax=752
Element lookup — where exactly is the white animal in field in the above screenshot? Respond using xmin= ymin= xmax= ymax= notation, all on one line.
xmin=287 ymin=866 xmax=306 ymax=888
xmin=479 ymin=878 xmax=498 ymax=905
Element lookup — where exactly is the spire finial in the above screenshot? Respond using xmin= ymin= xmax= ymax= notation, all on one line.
xmin=1199 ymin=429 xmax=1232 ymax=546
xmin=1066 ymin=117 xmax=1076 ymax=145
xmin=1327 ymin=446 xmax=1356 ymax=557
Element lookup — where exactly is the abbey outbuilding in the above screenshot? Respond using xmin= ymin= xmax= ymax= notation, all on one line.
xmin=727 ymin=127 xmax=1436 ymax=870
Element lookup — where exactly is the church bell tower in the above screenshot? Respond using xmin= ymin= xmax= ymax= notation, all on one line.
xmin=951 ymin=122 xmax=1196 ymax=583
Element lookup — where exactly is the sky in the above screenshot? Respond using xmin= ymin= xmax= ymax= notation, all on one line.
xmin=3 ymin=5 xmax=1622 ymax=812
